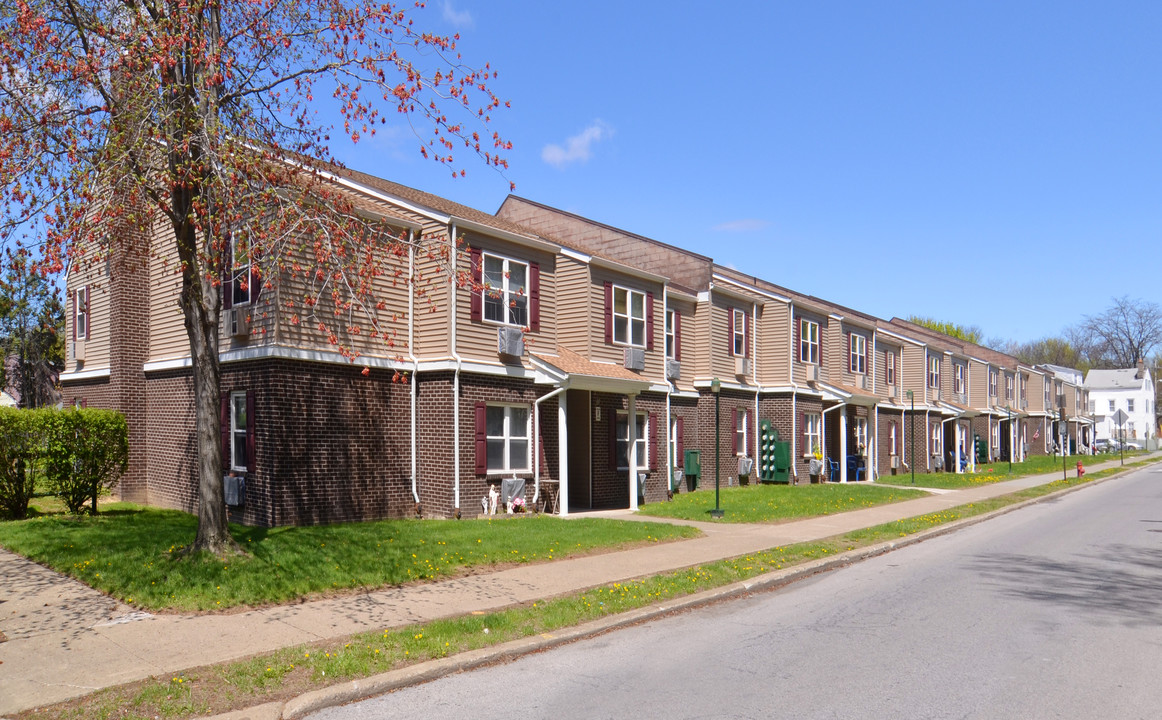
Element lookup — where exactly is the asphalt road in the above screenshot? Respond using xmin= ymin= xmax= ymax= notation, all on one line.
xmin=308 ymin=465 xmax=1162 ymax=720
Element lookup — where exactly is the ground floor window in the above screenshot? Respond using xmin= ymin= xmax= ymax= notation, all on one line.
xmin=991 ymin=422 xmax=1000 ymax=457
xmin=804 ymin=413 xmax=821 ymax=457
xmin=889 ymin=421 xmax=897 ymax=456
xmin=616 ymin=412 xmax=648 ymax=470
xmin=853 ymin=417 xmax=868 ymax=455
xmin=486 ymin=404 xmax=530 ymax=472
xmin=931 ymin=423 xmax=942 ymax=457
xmin=230 ymin=391 xmax=249 ymax=472
xmin=735 ymin=408 xmax=749 ymax=456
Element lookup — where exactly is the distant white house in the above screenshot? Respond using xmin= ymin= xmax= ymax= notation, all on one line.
xmin=1085 ymin=362 xmax=1154 ymax=443
xmin=0 ymin=390 xmax=15 ymax=407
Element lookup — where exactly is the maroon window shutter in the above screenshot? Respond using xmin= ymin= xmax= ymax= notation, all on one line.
xmin=246 ymin=389 xmax=256 ymax=473
xmin=727 ymin=308 xmax=735 ymax=356
xmin=528 ymin=261 xmax=540 ymax=332
xmin=646 ymin=292 xmax=655 ymax=350
xmin=801 ymin=413 xmax=808 ymax=456
xmin=608 ymin=408 xmax=618 ymax=469
xmin=731 ymin=408 xmax=738 ymax=453
xmin=819 ymin=326 xmax=824 ymax=368
xmin=746 ymin=313 xmax=752 ymax=358
xmin=223 ymin=240 xmax=234 ymax=310
xmin=747 ymin=409 xmax=754 ymax=456
xmin=795 ymin=317 xmax=801 ymax=362
xmin=675 ymin=417 xmax=685 ymax=466
xmin=71 ymin=290 xmax=77 ymax=341
xmin=848 ymin=333 xmax=854 ymax=373
xmin=469 ymin=248 xmax=482 ymax=322
xmin=674 ymin=311 xmax=682 ymax=361
xmin=603 ymin=282 xmax=613 ymax=345
xmin=83 ymin=286 xmax=90 ymax=337
xmin=80 ymin=398 xmax=88 ymax=408
xmin=220 ymin=392 xmax=230 ymax=467
xmin=474 ymin=402 xmax=488 ymax=475
xmin=649 ymin=412 xmax=658 ymax=469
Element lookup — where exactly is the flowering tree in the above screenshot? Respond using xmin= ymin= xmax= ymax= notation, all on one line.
xmin=0 ymin=0 xmax=510 ymax=554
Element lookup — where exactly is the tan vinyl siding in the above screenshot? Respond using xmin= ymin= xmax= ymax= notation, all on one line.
xmin=555 ymin=256 xmax=590 ymax=356
xmin=875 ymin=340 xmax=901 ymax=398
xmin=666 ymin=296 xmax=697 ymax=388
xmin=792 ymin=311 xmax=825 ymax=385
xmin=691 ymin=297 xmax=712 ymax=383
xmin=454 ymin=231 xmax=557 ymax=366
xmin=820 ymin=318 xmax=840 ymax=385
xmin=969 ymin=361 xmax=988 ymax=408
xmin=66 ymin=262 xmax=112 ymax=371
xmin=759 ymin=301 xmax=791 ymax=385
xmin=147 ymin=220 xmax=188 ymax=362
xmin=902 ymin=344 xmax=926 ymax=402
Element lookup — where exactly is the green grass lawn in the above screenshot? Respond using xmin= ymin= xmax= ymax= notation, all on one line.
xmin=0 ymin=504 xmax=698 ymax=612
xmin=879 ymin=451 xmax=1146 ymax=490
xmin=638 ymin=482 xmax=928 ymax=523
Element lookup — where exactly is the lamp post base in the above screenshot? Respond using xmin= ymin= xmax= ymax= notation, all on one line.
xmin=709 ymin=509 xmax=724 ymax=518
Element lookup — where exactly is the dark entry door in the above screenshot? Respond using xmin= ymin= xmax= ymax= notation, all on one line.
xmin=566 ymin=389 xmax=592 ymax=509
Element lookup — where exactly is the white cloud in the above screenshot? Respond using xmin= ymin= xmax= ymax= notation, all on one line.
xmin=712 ymin=219 xmax=770 ymax=233
xmin=442 ymin=1 xmax=474 ymax=28
xmin=541 ymin=121 xmax=613 ymax=168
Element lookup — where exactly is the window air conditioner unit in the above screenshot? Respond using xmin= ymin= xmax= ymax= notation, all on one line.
xmin=859 ymin=375 xmax=868 ymax=390
xmin=229 ymin=308 xmax=250 ymax=338
xmin=666 ymin=359 xmax=681 ymax=381
xmin=73 ymin=339 xmax=86 ymax=363
xmin=497 ymin=326 xmax=524 ymax=357
xmin=624 ymin=347 xmax=645 ymax=372
xmin=888 ymin=385 xmax=898 ymax=398
xmin=890 ymin=455 xmax=900 ymax=469
xmin=734 ymin=356 xmax=749 ymax=376
xmin=806 ymin=365 xmax=819 ymax=382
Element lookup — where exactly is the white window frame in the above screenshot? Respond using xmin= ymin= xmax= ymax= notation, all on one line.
xmin=485 ymin=403 xmax=531 ymax=473
xmin=1005 ymin=375 xmax=1014 ymax=401
xmin=931 ymin=422 xmax=942 ymax=456
xmin=850 ymin=334 xmax=867 ymax=374
xmin=992 ymin=422 xmax=1001 ymax=455
xmin=613 ymin=285 xmax=647 ymax=348
xmin=665 ymin=309 xmax=677 ymax=359
xmin=954 ymin=364 xmax=965 ymax=394
xmin=481 ymin=252 xmax=529 ymax=328
xmin=230 ymin=391 xmax=248 ymax=472
xmin=669 ymin=416 xmax=679 ymax=470
xmin=735 ymin=408 xmax=748 ymax=457
xmin=889 ymin=422 xmax=898 ymax=456
xmin=732 ymin=308 xmax=747 ymax=357
xmin=74 ymin=285 xmax=89 ymax=340
xmin=804 ymin=413 xmax=821 ymax=457
xmin=1127 ymin=398 xmax=1135 ymax=413
xmin=1045 ymin=379 xmax=1051 ymax=407
xmin=885 ymin=351 xmax=896 ymax=386
xmin=928 ymin=356 xmax=940 ymax=389
xmin=230 ymin=230 xmax=255 ymax=307
xmin=800 ymin=319 xmax=819 ymax=364
xmin=615 ymin=411 xmax=649 ymax=471
xmin=989 ymin=370 xmax=997 ymax=398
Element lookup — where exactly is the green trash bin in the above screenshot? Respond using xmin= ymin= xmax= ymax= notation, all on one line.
xmin=683 ymin=449 xmax=701 ymax=491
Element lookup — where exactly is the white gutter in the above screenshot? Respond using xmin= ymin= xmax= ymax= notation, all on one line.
xmin=449 ymin=221 xmax=463 ymax=517
xmin=752 ymin=301 xmax=760 ymax=467
xmin=533 ymin=383 xmax=569 ymax=507
xmin=408 ymin=230 xmax=420 ymax=506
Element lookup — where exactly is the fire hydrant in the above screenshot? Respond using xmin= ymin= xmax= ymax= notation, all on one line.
xmin=1076 ymin=461 xmax=1085 ymax=477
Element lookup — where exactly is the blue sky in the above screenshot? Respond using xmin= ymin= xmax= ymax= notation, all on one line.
xmin=330 ymin=1 xmax=1162 ymax=346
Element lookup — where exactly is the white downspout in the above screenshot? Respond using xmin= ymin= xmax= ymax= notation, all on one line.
xmin=789 ymin=306 xmax=799 ymax=480
xmin=664 ymin=286 xmax=674 ymax=492
xmin=925 ymin=409 xmax=931 ymax=471
xmin=627 ymin=392 xmax=639 ymax=511
xmin=533 ymin=384 xmax=568 ymax=508
xmin=408 ymin=230 xmax=420 ymax=506
xmin=752 ymin=301 xmax=760 ymax=467
xmin=449 ymin=222 xmax=463 ymax=517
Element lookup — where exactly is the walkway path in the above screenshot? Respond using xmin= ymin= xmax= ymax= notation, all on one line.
xmin=1 ymin=454 xmax=1155 ymax=715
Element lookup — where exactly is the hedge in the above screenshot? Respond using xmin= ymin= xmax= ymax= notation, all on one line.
xmin=0 ymin=407 xmax=128 ymax=518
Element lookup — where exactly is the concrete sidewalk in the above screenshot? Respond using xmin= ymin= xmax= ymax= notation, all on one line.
xmin=1 ymin=454 xmax=1156 ymax=716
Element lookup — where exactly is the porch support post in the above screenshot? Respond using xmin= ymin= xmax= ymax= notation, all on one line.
xmin=627 ymin=393 xmax=638 ymax=511
xmin=839 ymin=410 xmax=848 ymax=482
xmin=558 ymin=392 xmax=569 ymax=516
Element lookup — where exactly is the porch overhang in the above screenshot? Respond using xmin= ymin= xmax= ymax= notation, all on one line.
xmin=937 ymin=401 xmax=980 ymax=419
xmin=816 ymin=380 xmax=878 ymax=408
xmin=530 ymin=348 xmax=654 ymax=395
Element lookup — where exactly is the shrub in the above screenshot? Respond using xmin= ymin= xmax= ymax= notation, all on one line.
xmin=0 ymin=407 xmax=42 ymax=519
xmin=43 ymin=408 xmax=129 ymax=515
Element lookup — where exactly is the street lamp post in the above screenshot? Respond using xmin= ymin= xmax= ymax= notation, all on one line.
xmin=1006 ymin=405 xmax=1012 ymax=475
xmin=1059 ymin=395 xmax=1068 ymax=480
xmin=906 ymin=390 xmax=914 ymax=485
xmin=710 ymin=378 xmax=724 ymax=518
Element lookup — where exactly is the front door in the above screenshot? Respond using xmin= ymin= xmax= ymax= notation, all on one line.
xmin=566 ymin=389 xmax=592 ymax=509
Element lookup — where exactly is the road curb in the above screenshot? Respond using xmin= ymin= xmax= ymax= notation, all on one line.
xmin=204 ymin=461 xmax=1152 ymax=720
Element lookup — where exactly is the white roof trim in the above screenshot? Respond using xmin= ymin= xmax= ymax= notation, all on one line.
xmin=316 ymin=170 xmax=450 ymax=224
xmin=453 ymin=216 xmax=559 ymax=254
xmin=60 ymin=367 xmax=112 ymax=382
xmin=710 ymin=272 xmax=790 ymax=303
xmin=876 ymin=327 xmax=926 ymax=346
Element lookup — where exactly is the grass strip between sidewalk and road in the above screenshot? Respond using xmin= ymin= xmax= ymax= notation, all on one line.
xmin=887 ymin=451 xmax=1145 ymax=489
xmin=20 ymin=457 xmax=1159 ymax=720
xmin=638 ymin=482 xmax=927 ymax=522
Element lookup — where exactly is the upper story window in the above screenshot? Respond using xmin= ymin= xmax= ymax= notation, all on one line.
xmin=731 ymin=308 xmax=747 ymax=357
xmin=885 ymin=351 xmax=896 ymax=386
xmin=1019 ymin=375 xmax=1027 ymax=402
xmin=1045 ymin=379 xmax=1052 ymax=406
xmin=849 ymin=333 xmax=866 ymax=374
xmin=229 ymin=230 xmax=255 ymax=307
xmin=1128 ymin=398 xmax=1135 ymax=412
xmin=613 ymin=286 xmax=647 ymax=347
xmin=1109 ymin=399 xmax=1116 ymax=412
xmin=482 ymin=253 xmax=528 ymax=327
xmin=927 ymin=355 xmax=940 ymax=389
xmin=954 ymin=364 xmax=965 ymax=394
xmin=665 ymin=309 xmax=679 ymax=359
xmin=989 ymin=370 xmax=998 ymax=397
xmin=1005 ymin=375 xmax=1014 ymax=401
xmin=799 ymin=319 xmax=819 ymax=364
xmin=73 ymin=285 xmax=89 ymax=340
